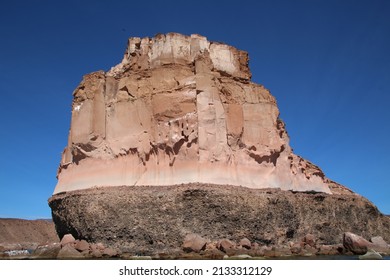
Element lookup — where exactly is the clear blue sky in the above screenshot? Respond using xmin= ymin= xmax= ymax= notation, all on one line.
xmin=1 ymin=0 xmax=389 ymax=219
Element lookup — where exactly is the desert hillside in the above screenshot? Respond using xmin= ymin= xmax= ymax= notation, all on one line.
xmin=0 ymin=218 xmax=58 ymax=244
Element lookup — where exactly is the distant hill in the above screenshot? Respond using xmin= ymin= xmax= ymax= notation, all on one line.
xmin=0 ymin=218 xmax=59 ymax=244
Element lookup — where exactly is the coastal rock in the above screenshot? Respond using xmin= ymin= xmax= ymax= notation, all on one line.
xmin=91 ymin=248 xmax=102 ymax=258
xmin=263 ymin=246 xmax=292 ymax=258
xmin=54 ymin=33 xmax=332 ymax=195
xmin=74 ymin=240 xmax=90 ymax=252
xmin=49 ymin=184 xmax=390 ymax=255
xmin=218 ymin=239 xmax=236 ymax=253
xmin=318 ymin=245 xmax=338 ymax=255
xmin=239 ymin=238 xmax=252 ymax=249
xmin=290 ymin=242 xmax=302 ymax=255
xmin=358 ymin=249 xmax=383 ymax=260
xmin=302 ymin=245 xmax=318 ymax=256
xmin=96 ymin=243 xmax=106 ymax=251
xmin=370 ymin=236 xmax=388 ymax=248
xmin=182 ymin=234 xmax=207 ymax=253
xmin=202 ymin=248 xmax=225 ymax=259
xmin=103 ymin=248 xmax=118 ymax=257
xmin=303 ymin=234 xmax=316 ymax=247
xmin=343 ymin=232 xmax=371 ymax=255
xmin=48 ymin=33 xmax=390 ymax=256
xmin=60 ymin=234 xmax=76 ymax=247
xmin=57 ymin=244 xmax=84 ymax=259
xmin=368 ymin=236 xmax=390 ymax=254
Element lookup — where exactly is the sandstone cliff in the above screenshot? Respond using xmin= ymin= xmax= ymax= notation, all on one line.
xmin=54 ymin=33 xmax=331 ymax=194
xmin=49 ymin=33 xmax=389 ymax=254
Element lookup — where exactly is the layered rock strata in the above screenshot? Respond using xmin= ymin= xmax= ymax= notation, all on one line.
xmin=50 ymin=33 xmax=389 ymax=254
xmin=54 ymin=33 xmax=330 ymax=194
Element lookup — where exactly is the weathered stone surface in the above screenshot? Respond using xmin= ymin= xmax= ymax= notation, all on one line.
xmin=74 ymin=240 xmax=90 ymax=252
xmin=317 ymin=245 xmax=338 ymax=255
xmin=49 ymin=33 xmax=390 ymax=256
xmin=367 ymin=236 xmax=390 ymax=254
xmin=54 ymin=33 xmax=332 ymax=195
xmin=91 ymin=248 xmax=102 ymax=258
xmin=182 ymin=234 xmax=207 ymax=253
xmin=302 ymin=244 xmax=318 ymax=256
xmin=289 ymin=242 xmax=302 ymax=255
xmin=57 ymin=244 xmax=84 ymax=259
xmin=60 ymin=234 xmax=75 ymax=247
xmin=370 ymin=236 xmax=388 ymax=248
xmin=239 ymin=238 xmax=252 ymax=249
xmin=96 ymin=243 xmax=105 ymax=251
xmin=262 ymin=246 xmax=292 ymax=258
xmin=103 ymin=248 xmax=118 ymax=257
xmin=358 ymin=249 xmax=382 ymax=260
xmin=218 ymin=239 xmax=236 ymax=253
xmin=343 ymin=232 xmax=371 ymax=255
xmin=202 ymin=248 xmax=226 ymax=259
xmin=303 ymin=234 xmax=316 ymax=247
xmin=49 ymin=184 xmax=390 ymax=255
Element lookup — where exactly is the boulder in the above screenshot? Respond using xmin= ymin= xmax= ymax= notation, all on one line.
xmin=290 ymin=242 xmax=302 ymax=255
xmin=343 ymin=232 xmax=371 ymax=255
xmin=302 ymin=244 xmax=318 ymax=256
xmin=358 ymin=249 xmax=382 ymax=260
xmin=96 ymin=242 xmax=105 ymax=251
xmin=91 ymin=249 xmax=102 ymax=258
xmin=182 ymin=234 xmax=207 ymax=253
xmin=318 ymin=245 xmax=338 ymax=255
xmin=74 ymin=240 xmax=90 ymax=252
xmin=303 ymin=234 xmax=316 ymax=247
xmin=202 ymin=248 xmax=225 ymax=260
xmin=367 ymin=236 xmax=390 ymax=254
xmin=205 ymin=241 xmax=218 ymax=251
xmin=57 ymin=244 xmax=84 ymax=259
xmin=103 ymin=248 xmax=118 ymax=257
xmin=239 ymin=238 xmax=251 ymax=249
xmin=218 ymin=239 xmax=236 ymax=253
xmin=60 ymin=234 xmax=76 ymax=247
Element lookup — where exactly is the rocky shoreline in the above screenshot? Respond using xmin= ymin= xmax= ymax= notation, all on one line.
xmin=1 ymin=231 xmax=389 ymax=260
xmin=3 ymin=183 xmax=389 ymax=260
xmin=43 ymin=33 xmax=390 ymax=261
xmin=45 ymin=183 xmax=390 ymax=259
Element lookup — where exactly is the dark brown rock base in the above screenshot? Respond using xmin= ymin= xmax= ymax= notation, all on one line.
xmin=48 ymin=183 xmax=390 ymax=256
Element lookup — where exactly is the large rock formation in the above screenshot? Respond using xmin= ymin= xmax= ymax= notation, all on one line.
xmin=49 ymin=33 xmax=390 ymax=254
xmin=54 ymin=33 xmax=330 ymax=194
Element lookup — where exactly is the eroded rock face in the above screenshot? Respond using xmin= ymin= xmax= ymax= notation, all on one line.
xmin=48 ymin=184 xmax=390 ymax=254
xmin=54 ymin=33 xmax=331 ymax=194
